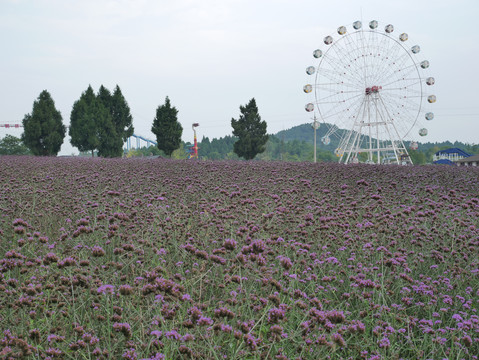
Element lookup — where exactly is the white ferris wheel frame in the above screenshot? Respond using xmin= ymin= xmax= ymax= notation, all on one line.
xmin=305 ymin=20 xmax=435 ymax=165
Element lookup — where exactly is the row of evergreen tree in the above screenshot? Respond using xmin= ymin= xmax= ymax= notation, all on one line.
xmin=4 ymin=89 xmax=477 ymax=162
xmin=125 ymin=99 xmax=269 ymax=160
xmin=17 ymin=87 xmax=189 ymax=157
xmin=20 ymin=86 xmax=135 ymax=157
xmin=7 ymin=89 xmax=270 ymax=160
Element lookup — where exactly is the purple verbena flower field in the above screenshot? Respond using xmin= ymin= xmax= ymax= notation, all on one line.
xmin=0 ymin=156 xmax=478 ymax=359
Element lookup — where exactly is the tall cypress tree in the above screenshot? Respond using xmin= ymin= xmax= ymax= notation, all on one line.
xmin=111 ymin=85 xmax=134 ymax=142
xmin=231 ymin=98 xmax=268 ymax=160
xmin=96 ymin=114 xmax=121 ymax=158
xmin=96 ymin=85 xmax=113 ymax=117
xmin=95 ymin=85 xmax=134 ymax=157
xmin=21 ymin=90 xmax=66 ymax=156
xmin=70 ymin=85 xmax=109 ymax=157
xmin=94 ymin=86 xmax=119 ymax=157
xmin=151 ymin=97 xmax=183 ymax=157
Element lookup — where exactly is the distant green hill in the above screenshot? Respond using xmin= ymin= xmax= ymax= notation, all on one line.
xmin=275 ymin=123 xmax=342 ymax=151
xmin=131 ymin=123 xmax=478 ymax=163
xmin=275 ymin=123 xmax=478 ymax=156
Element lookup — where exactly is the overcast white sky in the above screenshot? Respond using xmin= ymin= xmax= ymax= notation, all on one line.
xmin=1 ymin=0 xmax=478 ymax=155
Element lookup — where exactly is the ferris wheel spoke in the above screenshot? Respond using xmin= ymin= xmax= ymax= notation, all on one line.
xmin=381 ymin=93 xmax=423 ymax=109
xmin=315 ymin=72 xmax=364 ymax=93
xmin=370 ymin=49 xmax=408 ymax=83
xmin=378 ymin=98 xmax=421 ymax=127
xmin=330 ymin=35 xmax=369 ymax=75
xmin=317 ymin=68 xmax=362 ymax=88
xmin=381 ymin=88 xmax=423 ymax=100
xmin=318 ymin=71 xmax=364 ymax=94
xmin=319 ymin=58 xmax=366 ymax=86
xmin=319 ymin=97 xmax=366 ymax=126
xmin=375 ymin=50 xmax=416 ymax=83
xmin=320 ymin=103 xmax=362 ymax=123
xmin=382 ymin=75 xmax=423 ymax=90
xmin=315 ymin=92 xmax=364 ymax=109
xmin=326 ymin=32 xmax=362 ymax=65
xmin=321 ymin=41 xmax=371 ymax=83
xmin=381 ymin=75 xmax=422 ymax=89
xmin=380 ymin=91 xmax=421 ymax=108
xmin=314 ymin=86 xmax=363 ymax=96
xmin=315 ymin=83 xmax=363 ymax=93
xmin=373 ymin=55 xmax=407 ymax=84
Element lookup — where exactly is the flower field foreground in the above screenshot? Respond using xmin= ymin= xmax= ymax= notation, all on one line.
xmin=0 ymin=157 xmax=478 ymax=360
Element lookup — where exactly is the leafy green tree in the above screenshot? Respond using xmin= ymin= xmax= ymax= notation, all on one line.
xmin=409 ymin=149 xmax=427 ymax=165
xmin=200 ymin=136 xmax=211 ymax=155
xmin=151 ymin=97 xmax=183 ymax=157
xmin=126 ymin=145 xmax=164 ymax=158
xmin=171 ymin=142 xmax=188 ymax=159
xmin=0 ymin=135 xmax=31 ymax=155
xmin=317 ymin=148 xmax=336 ymax=162
xmin=231 ymin=98 xmax=268 ymax=160
xmin=208 ymin=151 xmax=221 ymax=160
xmin=126 ymin=148 xmax=143 ymax=158
xmin=21 ymin=90 xmax=66 ymax=156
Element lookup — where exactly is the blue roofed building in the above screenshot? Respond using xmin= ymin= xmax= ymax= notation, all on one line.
xmin=432 ymin=148 xmax=471 ymax=165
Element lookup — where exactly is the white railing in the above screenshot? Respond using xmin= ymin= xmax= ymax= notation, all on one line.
xmin=433 ymin=153 xmax=466 ymax=162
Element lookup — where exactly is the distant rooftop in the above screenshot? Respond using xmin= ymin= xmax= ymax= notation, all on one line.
xmin=433 ymin=148 xmax=472 ymax=165
xmin=435 ymin=148 xmax=471 ymax=157
xmin=433 ymin=159 xmax=455 ymax=165
xmin=456 ymin=154 xmax=479 ymax=163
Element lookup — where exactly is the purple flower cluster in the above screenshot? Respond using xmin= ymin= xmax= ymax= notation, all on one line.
xmin=0 ymin=157 xmax=478 ymax=359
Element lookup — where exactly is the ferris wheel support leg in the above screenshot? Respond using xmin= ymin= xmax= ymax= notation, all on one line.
xmin=352 ymin=127 xmax=363 ymax=162
xmin=345 ymin=124 xmax=362 ymax=164
xmin=364 ymin=98 xmax=373 ymax=163
xmin=383 ymin=122 xmax=400 ymax=164
xmin=368 ymin=127 xmax=374 ymax=162
xmin=376 ymin=121 xmax=381 ymax=164
xmin=343 ymin=130 xmax=355 ymax=164
xmin=377 ymin=94 xmax=411 ymax=165
xmin=339 ymin=129 xmax=353 ymax=163
xmin=390 ymin=120 xmax=413 ymax=165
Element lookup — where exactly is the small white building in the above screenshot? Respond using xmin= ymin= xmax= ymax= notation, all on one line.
xmin=433 ymin=148 xmax=471 ymax=165
xmin=456 ymin=154 xmax=479 ymax=167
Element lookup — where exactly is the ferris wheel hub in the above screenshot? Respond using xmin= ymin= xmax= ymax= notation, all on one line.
xmin=365 ymin=86 xmax=382 ymax=95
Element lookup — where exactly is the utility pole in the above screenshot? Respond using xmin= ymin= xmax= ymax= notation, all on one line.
xmin=311 ymin=115 xmax=320 ymax=163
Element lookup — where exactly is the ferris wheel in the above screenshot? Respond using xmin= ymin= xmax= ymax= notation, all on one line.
xmin=304 ymin=20 xmax=435 ymax=165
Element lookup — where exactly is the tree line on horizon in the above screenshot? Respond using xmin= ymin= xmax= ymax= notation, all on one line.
xmin=1 ymin=88 xmax=268 ymax=160
xmin=1 ymin=89 xmax=477 ymax=163
xmin=126 ymin=124 xmax=479 ymax=164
